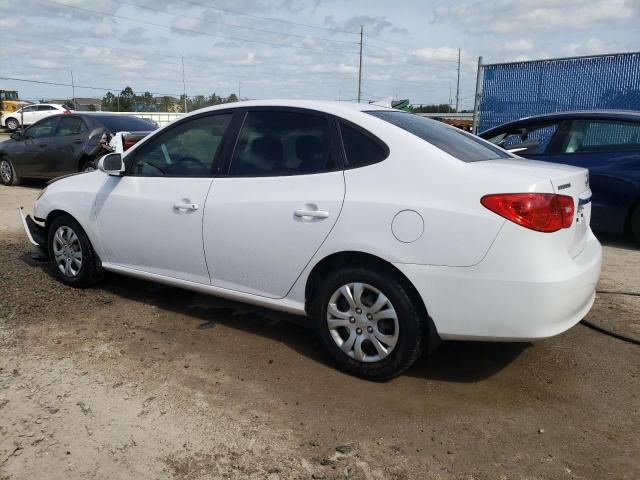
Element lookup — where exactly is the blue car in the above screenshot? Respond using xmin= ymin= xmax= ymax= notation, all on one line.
xmin=480 ymin=111 xmax=640 ymax=244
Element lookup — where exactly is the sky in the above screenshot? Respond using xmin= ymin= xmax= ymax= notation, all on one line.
xmin=1 ymin=0 xmax=638 ymax=109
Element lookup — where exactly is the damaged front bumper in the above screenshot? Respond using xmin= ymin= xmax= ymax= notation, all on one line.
xmin=19 ymin=207 xmax=47 ymax=255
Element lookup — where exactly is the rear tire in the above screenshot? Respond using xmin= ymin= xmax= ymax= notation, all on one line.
xmin=313 ymin=266 xmax=426 ymax=380
xmin=0 ymin=158 xmax=20 ymax=186
xmin=5 ymin=118 xmax=20 ymax=131
xmin=631 ymin=206 xmax=640 ymax=246
xmin=81 ymin=160 xmax=96 ymax=173
xmin=47 ymin=215 xmax=100 ymax=288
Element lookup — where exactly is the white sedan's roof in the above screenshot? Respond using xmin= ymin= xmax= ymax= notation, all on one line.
xmin=195 ymin=99 xmax=393 ymax=116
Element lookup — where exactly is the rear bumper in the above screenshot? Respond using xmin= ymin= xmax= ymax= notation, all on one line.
xmin=395 ymin=229 xmax=602 ymax=341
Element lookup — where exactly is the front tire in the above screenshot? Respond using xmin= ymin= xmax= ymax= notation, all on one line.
xmin=314 ymin=267 xmax=426 ymax=380
xmin=47 ymin=215 xmax=99 ymax=288
xmin=5 ymin=117 xmax=20 ymax=131
xmin=0 ymin=158 xmax=20 ymax=186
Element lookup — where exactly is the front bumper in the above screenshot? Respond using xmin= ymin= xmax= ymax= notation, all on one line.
xmin=19 ymin=207 xmax=47 ymax=254
xmin=395 ymin=229 xmax=602 ymax=341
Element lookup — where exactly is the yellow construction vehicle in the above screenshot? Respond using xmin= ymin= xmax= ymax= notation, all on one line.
xmin=0 ymin=89 xmax=21 ymax=116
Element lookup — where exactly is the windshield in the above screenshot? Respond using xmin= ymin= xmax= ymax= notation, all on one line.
xmin=94 ymin=115 xmax=156 ymax=132
xmin=1 ymin=91 xmax=19 ymax=101
xmin=367 ymin=110 xmax=512 ymax=162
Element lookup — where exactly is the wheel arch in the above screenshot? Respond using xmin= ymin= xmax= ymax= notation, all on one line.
xmin=304 ymin=250 xmax=440 ymax=350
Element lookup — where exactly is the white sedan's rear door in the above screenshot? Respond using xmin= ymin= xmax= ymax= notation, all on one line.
xmin=204 ymin=109 xmax=345 ymax=298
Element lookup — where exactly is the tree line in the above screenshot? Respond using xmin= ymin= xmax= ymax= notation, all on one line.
xmin=101 ymin=87 xmax=239 ymax=112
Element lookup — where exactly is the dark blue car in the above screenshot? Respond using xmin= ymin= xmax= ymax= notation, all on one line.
xmin=480 ymin=111 xmax=640 ymax=244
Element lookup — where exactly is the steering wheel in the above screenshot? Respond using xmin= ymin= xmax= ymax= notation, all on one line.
xmin=174 ymin=156 xmax=207 ymax=173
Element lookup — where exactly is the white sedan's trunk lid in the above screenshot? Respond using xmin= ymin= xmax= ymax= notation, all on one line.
xmin=474 ymin=158 xmax=592 ymax=258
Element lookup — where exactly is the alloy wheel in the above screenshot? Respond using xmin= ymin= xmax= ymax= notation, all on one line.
xmin=52 ymin=226 xmax=83 ymax=278
xmin=6 ymin=119 xmax=19 ymax=130
xmin=0 ymin=160 xmax=12 ymax=183
xmin=326 ymin=282 xmax=399 ymax=363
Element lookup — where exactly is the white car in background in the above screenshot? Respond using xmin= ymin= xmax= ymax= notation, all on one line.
xmin=20 ymin=100 xmax=602 ymax=379
xmin=2 ymin=103 xmax=72 ymax=130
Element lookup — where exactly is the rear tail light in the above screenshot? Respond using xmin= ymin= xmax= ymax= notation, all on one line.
xmin=122 ymin=135 xmax=138 ymax=151
xmin=481 ymin=193 xmax=574 ymax=233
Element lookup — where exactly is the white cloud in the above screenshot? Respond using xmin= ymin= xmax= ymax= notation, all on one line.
xmin=504 ymin=39 xmax=535 ymax=52
xmin=433 ymin=0 xmax=638 ymax=33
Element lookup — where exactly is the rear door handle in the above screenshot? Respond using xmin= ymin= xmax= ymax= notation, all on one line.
xmin=295 ymin=209 xmax=329 ymax=219
xmin=173 ymin=202 xmax=199 ymax=211
xmin=38 ymin=143 xmax=47 ymax=147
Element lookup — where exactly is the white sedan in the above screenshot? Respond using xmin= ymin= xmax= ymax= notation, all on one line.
xmin=20 ymin=100 xmax=602 ymax=379
xmin=3 ymin=103 xmax=71 ymax=130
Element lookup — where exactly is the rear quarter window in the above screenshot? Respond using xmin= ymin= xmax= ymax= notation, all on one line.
xmin=368 ymin=111 xmax=512 ymax=162
xmin=339 ymin=122 xmax=388 ymax=168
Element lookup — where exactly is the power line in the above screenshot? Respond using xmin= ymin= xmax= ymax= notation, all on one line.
xmin=111 ymin=0 xmax=358 ymax=50
xmin=38 ymin=0 xmax=361 ymax=58
xmin=0 ymin=75 xmax=183 ymax=97
xmin=182 ymin=0 xmax=357 ymax=35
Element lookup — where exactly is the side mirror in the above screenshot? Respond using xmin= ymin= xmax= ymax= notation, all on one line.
xmin=98 ymin=153 xmax=124 ymax=176
xmin=10 ymin=131 xmax=22 ymax=141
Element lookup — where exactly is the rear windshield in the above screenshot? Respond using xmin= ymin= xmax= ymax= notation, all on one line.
xmin=367 ymin=110 xmax=512 ymax=162
xmin=93 ymin=115 xmax=156 ymax=133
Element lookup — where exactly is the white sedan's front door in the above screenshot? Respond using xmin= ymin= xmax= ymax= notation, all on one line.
xmin=204 ymin=109 xmax=345 ymax=298
xmin=96 ymin=176 xmax=213 ymax=284
xmin=95 ymin=112 xmax=234 ymax=284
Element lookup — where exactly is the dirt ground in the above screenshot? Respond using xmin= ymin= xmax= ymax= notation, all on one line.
xmin=1 ymin=183 xmax=639 ymax=480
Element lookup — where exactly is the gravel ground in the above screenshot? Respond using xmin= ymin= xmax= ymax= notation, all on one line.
xmin=1 ymin=184 xmax=639 ymax=480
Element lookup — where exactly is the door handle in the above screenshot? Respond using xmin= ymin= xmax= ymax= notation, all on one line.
xmin=173 ymin=202 xmax=199 ymax=211
xmin=38 ymin=143 xmax=47 ymax=147
xmin=295 ymin=209 xmax=329 ymax=219
xmin=72 ymin=139 xmax=84 ymax=144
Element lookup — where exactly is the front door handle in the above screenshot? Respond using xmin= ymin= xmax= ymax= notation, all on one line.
xmin=173 ymin=202 xmax=199 ymax=212
xmin=295 ymin=209 xmax=329 ymax=219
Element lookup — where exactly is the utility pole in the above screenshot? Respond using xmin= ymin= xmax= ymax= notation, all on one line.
xmin=70 ymin=70 xmax=77 ymax=111
xmin=181 ymin=56 xmax=188 ymax=113
xmin=238 ymin=81 xmax=241 ymax=100
xmin=455 ymin=48 xmax=461 ymax=112
xmin=357 ymin=25 xmax=363 ymax=103
xmin=472 ymin=56 xmax=484 ymax=134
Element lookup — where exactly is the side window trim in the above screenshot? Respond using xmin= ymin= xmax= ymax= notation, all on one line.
xmin=221 ymin=106 xmax=345 ymax=177
xmin=124 ymin=110 xmax=236 ymax=178
xmin=337 ymin=119 xmax=389 ymax=168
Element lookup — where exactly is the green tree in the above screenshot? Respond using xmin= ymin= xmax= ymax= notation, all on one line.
xmin=409 ymin=104 xmax=457 ymax=114
xmin=101 ymin=92 xmax=117 ymax=111
xmin=119 ymin=87 xmax=135 ymax=111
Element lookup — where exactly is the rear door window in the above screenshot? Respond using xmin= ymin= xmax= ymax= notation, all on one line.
xmin=485 ymin=122 xmax=561 ymax=155
xmin=56 ymin=116 xmax=88 ymax=136
xmin=368 ymin=110 xmax=511 ymax=162
xmin=229 ymin=110 xmax=337 ymax=176
xmin=562 ymin=120 xmax=640 ymax=153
